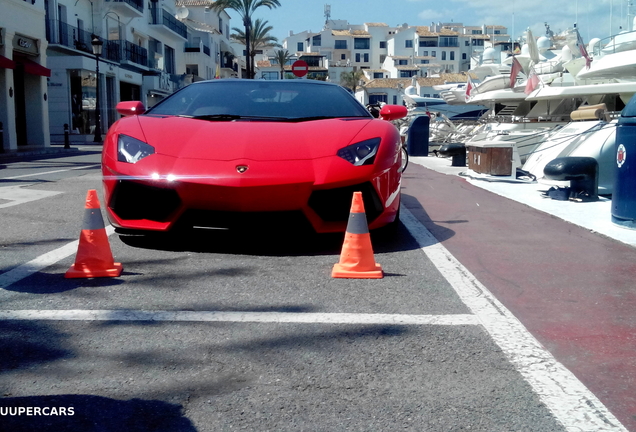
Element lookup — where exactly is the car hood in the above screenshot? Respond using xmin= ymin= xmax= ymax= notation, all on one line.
xmin=137 ymin=116 xmax=374 ymax=161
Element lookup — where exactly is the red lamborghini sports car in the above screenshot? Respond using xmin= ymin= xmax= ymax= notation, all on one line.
xmin=102 ymin=79 xmax=407 ymax=234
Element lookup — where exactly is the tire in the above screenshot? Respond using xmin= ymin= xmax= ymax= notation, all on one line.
xmin=400 ymin=145 xmax=409 ymax=172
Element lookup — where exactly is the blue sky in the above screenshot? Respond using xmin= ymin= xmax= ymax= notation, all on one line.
xmin=254 ymin=0 xmax=633 ymax=46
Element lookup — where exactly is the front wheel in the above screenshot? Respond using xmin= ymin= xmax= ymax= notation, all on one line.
xmin=400 ymin=145 xmax=409 ymax=173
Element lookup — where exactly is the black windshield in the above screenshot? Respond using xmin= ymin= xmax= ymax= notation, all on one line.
xmin=146 ymin=80 xmax=372 ymax=120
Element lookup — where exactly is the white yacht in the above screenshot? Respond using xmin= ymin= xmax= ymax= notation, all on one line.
xmin=402 ymin=83 xmax=488 ymax=121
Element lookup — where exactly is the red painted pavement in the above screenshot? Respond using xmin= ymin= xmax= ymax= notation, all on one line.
xmin=403 ymin=163 xmax=636 ymax=430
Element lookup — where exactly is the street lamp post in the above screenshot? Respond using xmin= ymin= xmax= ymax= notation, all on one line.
xmin=91 ymin=35 xmax=103 ymax=142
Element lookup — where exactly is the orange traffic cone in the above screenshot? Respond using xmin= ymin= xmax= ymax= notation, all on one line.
xmin=332 ymin=191 xmax=383 ymax=279
xmin=65 ymin=190 xmax=123 ymax=278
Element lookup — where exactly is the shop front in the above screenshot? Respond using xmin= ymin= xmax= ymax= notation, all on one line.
xmin=0 ymin=29 xmax=51 ymax=151
xmin=47 ymin=55 xmax=119 ymax=143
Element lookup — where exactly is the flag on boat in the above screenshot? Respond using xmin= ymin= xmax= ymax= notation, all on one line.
xmin=575 ymin=27 xmax=592 ymax=69
xmin=464 ymin=76 xmax=473 ymax=102
xmin=526 ymin=28 xmax=540 ymax=65
xmin=509 ymin=56 xmax=522 ymax=88
xmin=524 ymin=68 xmax=541 ymax=95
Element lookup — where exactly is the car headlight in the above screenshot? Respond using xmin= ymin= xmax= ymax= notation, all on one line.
xmin=117 ymin=134 xmax=155 ymax=164
xmin=337 ymin=138 xmax=381 ymax=166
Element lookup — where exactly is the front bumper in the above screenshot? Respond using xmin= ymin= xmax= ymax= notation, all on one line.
xmin=102 ymin=155 xmax=400 ymax=233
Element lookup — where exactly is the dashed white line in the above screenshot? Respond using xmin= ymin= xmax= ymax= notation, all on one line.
xmin=400 ymin=205 xmax=626 ymax=432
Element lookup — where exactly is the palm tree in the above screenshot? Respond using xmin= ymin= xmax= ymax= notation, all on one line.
xmin=273 ymin=49 xmax=292 ymax=79
xmin=340 ymin=70 xmax=366 ymax=94
xmin=212 ymin=0 xmax=281 ymax=79
xmin=232 ymin=19 xmax=279 ymax=78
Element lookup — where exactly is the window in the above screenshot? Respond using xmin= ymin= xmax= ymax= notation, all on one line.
xmin=431 ymin=51 xmax=436 ymax=57
xmin=379 ymin=41 xmax=386 ymax=49
xmin=379 ymin=54 xmax=386 ymax=64
xmin=297 ymin=42 xmax=303 ymax=52
xmin=341 ymin=54 xmax=346 ymax=60
xmin=354 ymin=38 xmax=370 ymax=49
xmin=462 ymin=53 xmax=467 ymax=60
xmin=335 ymin=40 xmax=347 ymax=49
xmin=465 ymin=41 xmax=470 ymax=46
xmin=422 ymin=51 xmax=428 ymax=56
xmin=472 ymin=30 xmax=482 ymax=34
xmin=363 ymin=53 xmax=369 ymax=62
xmin=472 ymin=39 xmax=484 ymax=46
xmin=304 ymin=56 xmax=320 ymax=67
xmin=219 ymin=18 xmax=223 ymax=34
xmin=373 ymin=72 xmax=383 ymax=78
xmin=420 ymin=59 xmax=429 ymax=64
xmin=400 ymin=70 xmax=415 ymax=77
xmin=186 ymin=64 xmax=198 ymax=75
xmin=398 ymin=59 xmax=408 ymax=65
xmin=355 ymin=53 xmax=360 ymax=62
xmin=369 ymin=94 xmax=387 ymax=104
xmin=450 ymin=51 xmax=455 ymax=60
xmin=439 ymin=36 xmax=459 ymax=47
xmin=441 ymin=51 xmax=446 ymax=60
xmin=165 ymin=45 xmax=175 ymax=74
xmin=405 ymin=40 xmax=413 ymax=48
xmin=312 ymin=35 xmax=321 ymax=46
xmin=494 ymin=30 xmax=501 ymax=34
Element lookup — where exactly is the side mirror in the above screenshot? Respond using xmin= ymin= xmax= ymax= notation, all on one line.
xmin=116 ymin=101 xmax=146 ymax=116
xmin=379 ymin=104 xmax=408 ymax=121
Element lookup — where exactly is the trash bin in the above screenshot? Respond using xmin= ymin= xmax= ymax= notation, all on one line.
xmin=406 ymin=115 xmax=430 ymax=156
xmin=612 ymin=94 xmax=636 ymax=228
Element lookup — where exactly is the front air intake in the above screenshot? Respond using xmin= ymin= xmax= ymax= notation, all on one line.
xmin=109 ymin=180 xmax=181 ymax=221
xmin=308 ymin=182 xmax=383 ymax=222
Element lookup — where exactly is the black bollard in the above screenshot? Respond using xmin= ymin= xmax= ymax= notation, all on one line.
xmin=438 ymin=143 xmax=467 ymax=166
xmin=64 ymin=123 xmax=70 ymax=149
xmin=543 ymin=157 xmax=599 ymax=201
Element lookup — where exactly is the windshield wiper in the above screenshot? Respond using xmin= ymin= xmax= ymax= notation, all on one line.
xmin=191 ymin=114 xmax=243 ymax=121
xmin=190 ymin=114 xmax=294 ymax=122
xmin=283 ymin=116 xmax=368 ymax=123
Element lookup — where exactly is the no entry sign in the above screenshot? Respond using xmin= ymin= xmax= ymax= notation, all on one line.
xmin=291 ymin=60 xmax=309 ymax=77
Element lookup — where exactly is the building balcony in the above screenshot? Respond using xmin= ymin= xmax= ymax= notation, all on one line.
xmin=149 ymin=7 xmax=188 ymax=40
xmin=184 ymin=43 xmax=211 ymax=56
xmin=117 ymin=40 xmax=149 ymax=68
xmin=46 ymin=20 xmax=120 ymax=63
xmin=105 ymin=0 xmax=144 ymax=18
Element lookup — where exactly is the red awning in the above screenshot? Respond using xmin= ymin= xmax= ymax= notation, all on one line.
xmin=0 ymin=55 xmax=16 ymax=70
xmin=15 ymin=57 xmax=51 ymax=77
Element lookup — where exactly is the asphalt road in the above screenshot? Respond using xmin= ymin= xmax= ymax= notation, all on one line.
xmin=0 ymin=149 xmax=622 ymax=431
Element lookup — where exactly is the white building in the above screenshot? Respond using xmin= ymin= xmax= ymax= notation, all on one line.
xmin=1 ymin=0 xmax=51 ymax=152
xmin=282 ymin=20 xmax=511 ymax=80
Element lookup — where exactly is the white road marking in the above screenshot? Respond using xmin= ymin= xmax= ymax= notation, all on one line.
xmin=0 ymin=226 xmax=115 ymax=289
xmin=0 ymin=164 xmax=100 ymax=180
xmin=0 ymin=309 xmax=479 ymax=325
xmin=400 ymin=206 xmax=626 ymax=432
xmin=0 ymin=184 xmax=63 ymax=209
